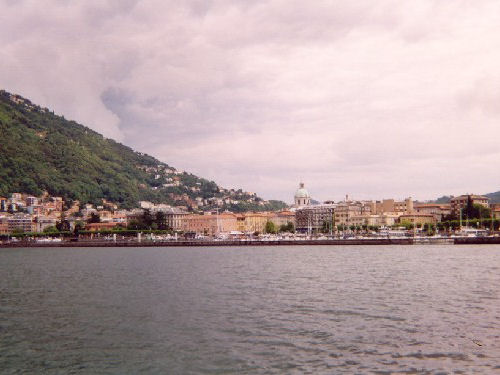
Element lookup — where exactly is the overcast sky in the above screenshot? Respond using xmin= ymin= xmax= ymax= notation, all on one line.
xmin=1 ymin=0 xmax=499 ymax=203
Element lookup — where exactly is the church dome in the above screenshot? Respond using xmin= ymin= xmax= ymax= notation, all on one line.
xmin=294 ymin=183 xmax=310 ymax=198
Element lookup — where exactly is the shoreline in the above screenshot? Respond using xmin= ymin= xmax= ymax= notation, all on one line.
xmin=1 ymin=237 xmax=500 ymax=248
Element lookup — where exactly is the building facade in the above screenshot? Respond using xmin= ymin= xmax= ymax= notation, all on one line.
xmin=294 ymin=182 xmax=311 ymax=207
xmin=413 ymin=203 xmax=451 ymax=221
xmin=8 ymin=214 xmax=35 ymax=233
xmin=162 ymin=207 xmax=189 ymax=231
xmin=450 ymin=195 xmax=489 ymax=216
xmin=241 ymin=212 xmax=269 ymax=233
xmin=374 ymin=198 xmax=413 ymax=215
xmin=296 ymin=204 xmax=335 ymax=233
xmin=183 ymin=213 xmax=237 ymax=236
xmin=0 ymin=216 xmax=9 ymax=234
xmin=398 ymin=213 xmax=436 ymax=226
xmin=268 ymin=211 xmax=296 ymax=228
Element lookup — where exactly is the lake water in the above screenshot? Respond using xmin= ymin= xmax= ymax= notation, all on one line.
xmin=0 ymin=245 xmax=499 ymax=374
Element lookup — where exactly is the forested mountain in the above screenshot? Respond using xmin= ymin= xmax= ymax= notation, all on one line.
xmin=432 ymin=196 xmax=452 ymax=204
xmin=0 ymin=90 xmax=286 ymax=211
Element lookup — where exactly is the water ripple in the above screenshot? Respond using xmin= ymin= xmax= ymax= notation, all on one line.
xmin=1 ymin=244 xmax=499 ymax=374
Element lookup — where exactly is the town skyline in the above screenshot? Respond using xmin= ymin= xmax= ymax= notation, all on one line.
xmin=1 ymin=1 xmax=500 ymax=202
xmin=2 ymin=188 xmax=499 ymax=238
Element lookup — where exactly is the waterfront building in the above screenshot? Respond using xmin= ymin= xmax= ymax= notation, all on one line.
xmin=349 ymin=213 xmax=399 ymax=227
xmin=8 ymin=213 xmax=35 ymax=233
xmin=162 ymin=207 xmax=189 ymax=231
xmin=296 ymin=204 xmax=335 ymax=233
xmin=450 ymin=194 xmax=489 ymax=217
xmin=491 ymin=204 xmax=500 ymax=220
xmin=0 ymin=215 xmax=9 ymax=234
xmin=86 ymin=222 xmax=125 ymax=231
xmin=294 ymin=182 xmax=311 ymax=207
xmin=348 ymin=215 xmax=367 ymax=227
xmin=374 ymin=197 xmax=413 ymax=215
xmin=34 ymin=216 xmax=57 ymax=232
xmin=398 ymin=213 xmax=436 ymax=226
xmin=0 ymin=197 xmax=6 ymax=211
xmin=334 ymin=203 xmax=365 ymax=226
xmin=268 ymin=211 xmax=296 ymax=228
xmin=413 ymin=203 xmax=451 ymax=221
xmin=243 ymin=212 xmax=269 ymax=233
xmin=182 ymin=212 xmax=237 ymax=236
xmin=236 ymin=214 xmax=246 ymax=232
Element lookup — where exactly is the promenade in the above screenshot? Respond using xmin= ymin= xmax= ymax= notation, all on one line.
xmin=2 ymin=237 xmax=500 ymax=248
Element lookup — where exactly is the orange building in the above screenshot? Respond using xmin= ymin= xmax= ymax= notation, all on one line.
xmin=0 ymin=216 xmax=9 ymax=234
xmin=398 ymin=213 xmax=436 ymax=226
xmin=450 ymin=195 xmax=489 ymax=216
xmin=0 ymin=197 xmax=7 ymax=211
xmin=242 ymin=212 xmax=269 ymax=233
xmin=183 ymin=213 xmax=237 ymax=236
xmin=268 ymin=211 xmax=296 ymax=228
xmin=491 ymin=204 xmax=500 ymax=220
xmin=85 ymin=222 xmax=125 ymax=231
xmin=8 ymin=214 xmax=36 ymax=233
xmin=413 ymin=203 xmax=451 ymax=221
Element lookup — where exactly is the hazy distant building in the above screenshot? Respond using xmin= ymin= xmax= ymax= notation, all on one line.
xmin=183 ymin=213 xmax=237 ymax=236
xmin=413 ymin=203 xmax=451 ymax=221
xmin=491 ymin=204 xmax=500 ymax=219
xmin=8 ymin=213 xmax=35 ymax=233
xmin=334 ymin=203 xmax=362 ymax=226
xmin=349 ymin=213 xmax=399 ymax=227
xmin=0 ymin=216 xmax=8 ymax=234
xmin=374 ymin=198 xmax=413 ymax=215
xmin=294 ymin=182 xmax=311 ymax=207
xmin=35 ymin=216 xmax=57 ymax=232
xmin=398 ymin=213 xmax=436 ymax=226
xmin=0 ymin=197 xmax=6 ymax=211
xmin=296 ymin=204 xmax=335 ymax=233
xmin=163 ymin=207 xmax=189 ymax=231
xmin=268 ymin=211 xmax=296 ymax=228
xmin=450 ymin=194 xmax=489 ymax=216
xmin=239 ymin=212 xmax=269 ymax=233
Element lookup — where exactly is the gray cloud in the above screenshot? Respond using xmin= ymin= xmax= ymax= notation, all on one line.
xmin=1 ymin=0 xmax=500 ymax=203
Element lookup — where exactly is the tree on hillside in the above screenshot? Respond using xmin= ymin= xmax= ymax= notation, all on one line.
xmin=155 ymin=211 xmax=168 ymax=230
xmin=87 ymin=212 xmax=101 ymax=223
xmin=74 ymin=221 xmax=85 ymax=234
xmin=142 ymin=209 xmax=154 ymax=228
xmin=56 ymin=213 xmax=70 ymax=231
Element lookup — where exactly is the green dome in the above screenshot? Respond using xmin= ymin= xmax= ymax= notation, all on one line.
xmin=294 ymin=183 xmax=310 ymax=198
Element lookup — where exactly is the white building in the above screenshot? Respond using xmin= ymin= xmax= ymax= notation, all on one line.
xmin=294 ymin=182 xmax=311 ymax=207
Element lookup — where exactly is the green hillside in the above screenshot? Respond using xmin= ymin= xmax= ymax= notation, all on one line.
xmin=0 ymin=90 xmax=286 ymax=211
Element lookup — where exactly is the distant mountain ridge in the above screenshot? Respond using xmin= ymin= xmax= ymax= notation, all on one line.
xmin=485 ymin=191 xmax=500 ymax=203
xmin=0 ymin=90 xmax=286 ymax=212
xmin=430 ymin=192 xmax=500 ymax=204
